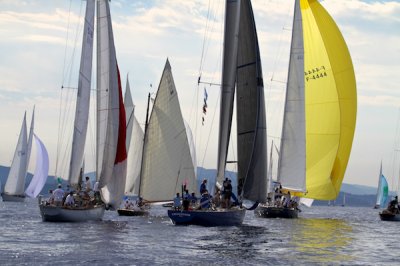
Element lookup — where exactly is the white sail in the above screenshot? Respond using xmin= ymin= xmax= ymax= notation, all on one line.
xmin=184 ymin=120 xmax=197 ymax=180
xmin=277 ymin=0 xmax=306 ymax=192
xmin=25 ymin=107 xmax=34 ymax=176
xmin=97 ymin=0 xmax=127 ymax=209
xmin=217 ymin=0 xmax=241 ymax=185
xmin=124 ymin=75 xmax=135 ymax=151
xmin=25 ymin=134 xmax=49 ymax=198
xmin=139 ymin=59 xmax=196 ymax=202
xmin=68 ymin=0 xmax=95 ymax=186
xmin=4 ymin=113 xmax=28 ymax=196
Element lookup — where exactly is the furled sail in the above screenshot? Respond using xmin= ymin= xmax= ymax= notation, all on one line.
xmin=139 ymin=59 xmax=196 ymax=202
xmin=68 ymin=0 xmax=95 ymax=186
xmin=236 ymin=0 xmax=267 ymax=202
xmin=25 ymin=134 xmax=49 ymax=198
xmin=4 ymin=113 xmax=28 ymax=196
xmin=217 ymin=0 xmax=241 ymax=186
xmin=301 ymin=0 xmax=357 ymax=200
xmin=277 ymin=0 xmax=306 ymax=192
xmin=97 ymin=0 xmax=127 ymax=209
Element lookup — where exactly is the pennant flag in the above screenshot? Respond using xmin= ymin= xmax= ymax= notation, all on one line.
xmin=202 ymin=87 xmax=208 ymax=125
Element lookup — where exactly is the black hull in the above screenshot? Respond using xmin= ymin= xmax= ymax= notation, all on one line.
xmin=117 ymin=208 xmax=148 ymax=216
xmin=379 ymin=211 xmax=400 ymax=221
xmin=168 ymin=207 xmax=245 ymax=226
xmin=255 ymin=206 xmax=298 ymax=219
xmin=1 ymin=193 xmax=25 ymax=202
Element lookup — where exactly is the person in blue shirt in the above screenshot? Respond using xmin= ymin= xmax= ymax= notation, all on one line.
xmin=200 ymin=179 xmax=207 ymax=195
xmin=200 ymin=190 xmax=212 ymax=209
xmin=173 ymin=193 xmax=182 ymax=210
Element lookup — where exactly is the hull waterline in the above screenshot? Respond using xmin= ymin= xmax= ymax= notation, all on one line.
xmin=1 ymin=193 xmax=26 ymax=202
xmin=39 ymin=203 xmax=105 ymax=222
xmin=168 ymin=207 xmax=245 ymax=226
xmin=255 ymin=205 xmax=298 ymax=219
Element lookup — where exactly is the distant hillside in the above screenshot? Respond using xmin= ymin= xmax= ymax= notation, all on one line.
xmin=0 ymin=165 xmax=391 ymax=207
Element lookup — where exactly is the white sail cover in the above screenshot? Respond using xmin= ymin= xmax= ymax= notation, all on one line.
xmin=124 ymin=76 xmax=135 ymax=151
xmin=236 ymin=0 xmax=267 ymax=202
xmin=25 ymin=134 xmax=49 ymax=198
xmin=217 ymin=0 xmax=241 ymax=185
xmin=277 ymin=0 xmax=306 ymax=192
xmin=68 ymin=0 xmax=95 ymax=186
xmin=97 ymin=0 xmax=127 ymax=209
xmin=4 ymin=113 xmax=28 ymax=196
xmin=139 ymin=59 xmax=196 ymax=202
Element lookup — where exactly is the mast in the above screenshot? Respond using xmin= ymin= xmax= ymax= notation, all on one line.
xmin=137 ymin=92 xmax=151 ymax=198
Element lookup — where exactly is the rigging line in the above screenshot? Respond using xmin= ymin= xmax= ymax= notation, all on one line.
xmin=61 ymin=0 xmax=73 ymax=85
xmin=200 ymin=90 xmax=220 ymax=173
xmin=198 ymin=0 xmax=212 ymax=77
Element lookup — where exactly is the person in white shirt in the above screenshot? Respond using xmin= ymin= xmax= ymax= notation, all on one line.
xmin=64 ymin=192 xmax=75 ymax=207
xmin=53 ymin=185 xmax=65 ymax=206
xmin=85 ymin=176 xmax=92 ymax=192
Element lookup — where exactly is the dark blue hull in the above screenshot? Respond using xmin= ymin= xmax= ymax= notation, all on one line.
xmin=168 ymin=208 xmax=246 ymax=226
xmin=255 ymin=205 xmax=298 ymax=219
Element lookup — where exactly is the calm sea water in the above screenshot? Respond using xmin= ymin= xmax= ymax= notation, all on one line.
xmin=0 ymin=198 xmax=398 ymax=265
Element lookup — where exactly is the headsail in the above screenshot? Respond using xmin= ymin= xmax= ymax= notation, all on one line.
xmin=282 ymin=0 xmax=357 ymax=200
xmin=236 ymin=0 xmax=267 ymax=202
xmin=4 ymin=113 xmax=28 ymax=196
xmin=68 ymin=0 xmax=95 ymax=186
xmin=25 ymin=134 xmax=49 ymax=198
xmin=139 ymin=59 xmax=196 ymax=202
xmin=97 ymin=0 xmax=127 ymax=209
xmin=124 ymin=77 xmax=144 ymax=195
xmin=375 ymin=163 xmax=388 ymax=208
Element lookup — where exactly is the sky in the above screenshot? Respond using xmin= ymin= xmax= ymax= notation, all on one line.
xmin=0 ymin=0 xmax=399 ymax=189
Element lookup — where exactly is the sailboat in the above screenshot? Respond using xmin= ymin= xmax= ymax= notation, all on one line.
xmin=39 ymin=0 xmax=127 ymax=222
xmin=168 ymin=0 xmax=268 ymax=226
xmin=256 ymin=0 xmax=357 ymax=218
xmin=118 ymin=59 xmax=197 ymax=217
xmin=117 ymin=76 xmax=147 ymax=216
xmin=1 ymin=109 xmax=34 ymax=202
xmin=375 ymin=163 xmax=388 ymax=209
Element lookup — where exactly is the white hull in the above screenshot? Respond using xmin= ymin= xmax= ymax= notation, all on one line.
xmin=39 ymin=202 xmax=105 ymax=222
xmin=1 ymin=193 xmax=26 ymax=202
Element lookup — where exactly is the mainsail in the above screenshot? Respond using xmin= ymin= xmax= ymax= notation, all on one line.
xmin=139 ymin=59 xmax=196 ymax=202
xmin=67 ymin=0 xmax=95 ymax=186
xmin=97 ymin=0 xmax=127 ymax=209
xmin=25 ymin=134 xmax=49 ymax=198
xmin=278 ymin=0 xmax=357 ymax=200
xmin=236 ymin=0 xmax=267 ymax=202
xmin=4 ymin=113 xmax=28 ymax=196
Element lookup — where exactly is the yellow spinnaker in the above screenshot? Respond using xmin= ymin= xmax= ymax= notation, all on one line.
xmin=301 ymin=0 xmax=357 ymax=200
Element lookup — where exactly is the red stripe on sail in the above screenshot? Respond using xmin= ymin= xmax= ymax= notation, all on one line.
xmin=115 ymin=63 xmax=127 ymax=164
